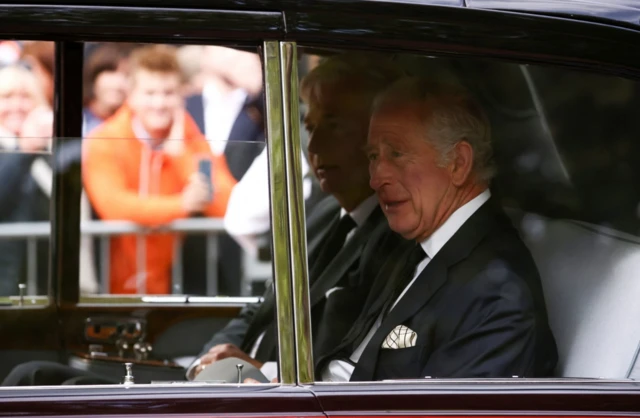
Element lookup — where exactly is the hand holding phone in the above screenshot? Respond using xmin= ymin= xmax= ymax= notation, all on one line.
xmin=181 ymin=158 xmax=214 ymax=215
xmin=198 ymin=158 xmax=214 ymax=201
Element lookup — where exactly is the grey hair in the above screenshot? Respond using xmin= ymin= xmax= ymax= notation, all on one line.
xmin=373 ymin=77 xmax=496 ymax=182
xmin=300 ymin=52 xmax=404 ymax=106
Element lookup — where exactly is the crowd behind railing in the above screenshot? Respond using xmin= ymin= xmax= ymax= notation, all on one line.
xmin=0 ymin=218 xmax=274 ymax=297
xmin=0 ymin=41 xmax=318 ymax=298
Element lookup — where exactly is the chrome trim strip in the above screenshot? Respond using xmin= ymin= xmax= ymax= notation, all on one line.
xmin=280 ymin=41 xmax=314 ymax=384
xmin=77 ymin=295 xmax=260 ymax=306
xmin=140 ymin=296 xmax=188 ymax=303
xmin=187 ymin=296 xmax=262 ymax=304
xmin=263 ymin=40 xmax=296 ymax=385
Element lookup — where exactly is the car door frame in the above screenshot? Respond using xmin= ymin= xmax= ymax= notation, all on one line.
xmin=278 ymin=0 xmax=640 ymax=413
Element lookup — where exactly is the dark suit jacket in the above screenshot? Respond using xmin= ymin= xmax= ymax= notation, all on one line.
xmin=185 ymin=92 xmax=265 ymax=182
xmin=325 ymin=198 xmax=557 ymax=381
xmin=196 ymin=195 xmax=388 ymax=364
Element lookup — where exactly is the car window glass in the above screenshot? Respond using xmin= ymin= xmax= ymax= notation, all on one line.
xmin=79 ymin=43 xmax=272 ymax=299
xmin=295 ymin=46 xmax=640 ymax=383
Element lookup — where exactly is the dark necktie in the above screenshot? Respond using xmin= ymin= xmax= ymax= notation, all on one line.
xmin=309 ymin=214 xmax=357 ymax=283
xmin=380 ymin=244 xmax=426 ymax=317
xmin=344 ymin=243 xmax=426 ymax=354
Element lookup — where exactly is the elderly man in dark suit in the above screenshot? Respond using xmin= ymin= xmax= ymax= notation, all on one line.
xmin=186 ymin=53 xmax=403 ymax=381
xmin=317 ymin=78 xmax=558 ymax=382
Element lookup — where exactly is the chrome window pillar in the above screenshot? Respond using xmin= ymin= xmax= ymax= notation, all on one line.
xmin=280 ymin=42 xmax=314 ymax=385
xmin=263 ymin=41 xmax=314 ymax=385
xmin=263 ymin=41 xmax=296 ymax=385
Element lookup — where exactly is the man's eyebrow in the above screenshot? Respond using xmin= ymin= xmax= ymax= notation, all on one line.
xmin=362 ymin=144 xmax=376 ymax=154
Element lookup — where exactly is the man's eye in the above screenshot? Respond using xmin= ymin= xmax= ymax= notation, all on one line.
xmin=367 ymin=153 xmax=378 ymax=161
xmin=391 ymin=150 xmax=403 ymax=158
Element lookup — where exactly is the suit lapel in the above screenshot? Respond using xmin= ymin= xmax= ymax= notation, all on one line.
xmin=306 ymin=197 xmax=341 ymax=270
xmin=358 ymin=238 xmax=411 ymax=321
xmin=350 ymin=200 xmax=502 ymax=381
xmin=241 ymin=283 xmax=275 ymax=351
xmin=242 ymin=196 xmax=340 ymax=350
xmin=309 ymin=207 xmax=384 ymax=307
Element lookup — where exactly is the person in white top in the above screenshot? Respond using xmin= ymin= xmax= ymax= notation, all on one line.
xmin=316 ymin=77 xmax=557 ymax=382
xmin=199 ymin=46 xmax=263 ymax=156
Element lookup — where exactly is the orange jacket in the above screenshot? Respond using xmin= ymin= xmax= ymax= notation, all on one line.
xmin=83 ymin=105 xmax=237 ymax=295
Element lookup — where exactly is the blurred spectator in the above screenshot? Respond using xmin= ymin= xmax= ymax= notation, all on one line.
xmin=0 ymin=65 xmax=51 ymax=296
xmin=83 ymin=45 xmax=236 ymax=295
xmin=20 ymin=42 xmax=54 ymax=107
xmin=0 ymin=65 xmax=47 ymax=139
xmin=224 ymin=124 xmax=327 ymax=261
xmin=183 ymin=46 xmax=265 ymax=296
xmin=0 ymin=41 xmax=21 ymax=66
xmin=0 ymin=61 xmax=99 ymax=296
xmin=186 ymin=46 xmax=264 ymax=181
xmin=82 ymin=43 xmax=134 ymax=135
xmin=177 ymin=45 xmax=205 ymax=97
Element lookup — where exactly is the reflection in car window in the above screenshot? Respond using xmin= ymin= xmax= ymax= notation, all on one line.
xmin=295 ymin=48 xmax=640 ymax=383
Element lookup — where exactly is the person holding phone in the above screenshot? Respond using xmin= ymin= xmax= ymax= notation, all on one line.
xmin=83 ymin=44 xmax=237 ymax=295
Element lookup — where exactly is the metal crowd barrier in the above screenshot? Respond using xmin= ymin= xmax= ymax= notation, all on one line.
xmin=0 ymin=218 xmax=238 ymax=296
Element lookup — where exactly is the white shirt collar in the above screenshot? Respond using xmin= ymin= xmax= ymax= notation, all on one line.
xmin=340 ymin=193 xmax=378 ymax=228
xmin=420 ymin=189 xmax=491 ymax=259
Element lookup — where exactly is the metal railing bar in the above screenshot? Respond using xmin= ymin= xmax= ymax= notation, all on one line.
xmin=0 ymin=218 xmax=227 ymax=239
xmin=172 ymin=237 xmax=183 ymax=294
xmin=26 ymin=238 xmax=37 ymax=296
xmin=0 ymin=218 xmax=272 ymax=299
xmin=100 ymin=236 xmax=110 ymax=294
xmin=206 ymin=233 xmax=219 ymax=296
xmin=187 ymin=296 xmax=261 ymax=304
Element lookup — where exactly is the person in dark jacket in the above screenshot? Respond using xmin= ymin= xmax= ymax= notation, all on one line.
xmin=0 ymin=65 xmax=53 ymax=296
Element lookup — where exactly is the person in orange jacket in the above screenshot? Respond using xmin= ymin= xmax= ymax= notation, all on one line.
xmin=83 ymin=44 xmax=237 ymax=295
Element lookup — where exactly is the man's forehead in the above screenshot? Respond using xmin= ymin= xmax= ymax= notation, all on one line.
xmin=131 ymin=69 xmax=180 ymax=86
xmin=305 ymin=89 xmax=372 ymax=120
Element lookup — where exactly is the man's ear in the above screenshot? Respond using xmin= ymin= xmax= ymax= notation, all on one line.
xmin=450 ymin=140 xmax=474 ymax=186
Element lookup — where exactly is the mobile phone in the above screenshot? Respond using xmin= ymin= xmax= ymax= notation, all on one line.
xmin=198 ymin=158 xmax=214 ymax=201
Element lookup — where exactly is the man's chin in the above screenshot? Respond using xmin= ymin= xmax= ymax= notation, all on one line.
xmin=318 ymin=179 xmax=333 ymax=195
xmin=388 ymin=220 xmax=420 ymax=241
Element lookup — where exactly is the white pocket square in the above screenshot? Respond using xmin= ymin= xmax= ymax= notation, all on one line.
xmin=381 ymin=325 xmax=417 ymax=349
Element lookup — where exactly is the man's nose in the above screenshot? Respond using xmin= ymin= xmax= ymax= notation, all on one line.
xmin=307 ymin=131 xmax=324 ymax=154
xmin=150 ymin=94 xmax=167 ymax=108
xmin=369 ymin=159 xmax=390 ymax=191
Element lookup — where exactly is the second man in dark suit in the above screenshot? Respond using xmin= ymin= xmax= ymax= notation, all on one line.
xmin=186 ymin=53 xmax=404 ymax=380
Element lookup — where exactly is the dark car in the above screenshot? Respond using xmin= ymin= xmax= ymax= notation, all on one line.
xmin=1 ymin=0 xmax=640 ymax=416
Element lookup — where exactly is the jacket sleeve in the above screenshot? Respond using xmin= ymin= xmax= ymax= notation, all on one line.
xmin=195 ymin=300 xmax=263 ymax=358
xmin=421 ymin=271 xmax=547 ymax=378
xmin=83 ymin=138 xmax=188 ymax=226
